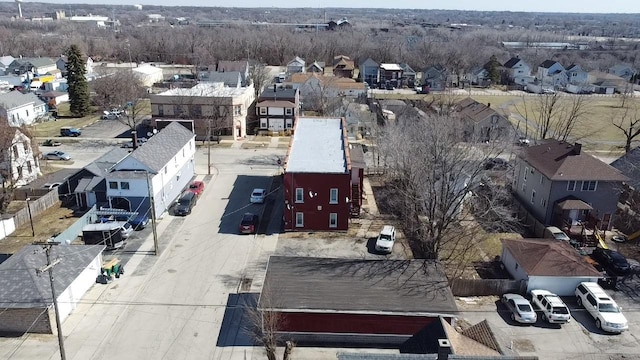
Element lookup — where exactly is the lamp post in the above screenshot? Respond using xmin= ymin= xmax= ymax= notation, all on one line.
xmin=25 ymin=197 xmax=34 ymax=236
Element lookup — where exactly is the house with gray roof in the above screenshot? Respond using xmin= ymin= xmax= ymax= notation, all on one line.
xmin=0 ymin=244 xmax=105 ymax=334
xmin=106 ymin=121 xmax=196 ymax=218
xmin=513 ymin=140 xmax=628 ymax=230
xmin=0 ymin=55 xmax=15 ymax=75
xmin=7 ymin=57 xmax=57 ymax=76
xmin=0 ymin=90 xmax=47 ymax=126
xmin=198 ymin=71 xmax=243 ymax=88
xmin=216 ymin=60 xmax=249 ymax=85
xmin=455 ymin=98 xmax=513 ymax=142
xmin=283 ymin=117 xmax=363 ymax=230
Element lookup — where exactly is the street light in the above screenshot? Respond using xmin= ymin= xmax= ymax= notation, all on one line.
xmin=25 ymin=197 xmax=34 ymax=237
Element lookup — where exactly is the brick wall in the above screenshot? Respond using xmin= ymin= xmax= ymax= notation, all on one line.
xmin=0 ymin=307 xmax=54 ymax=335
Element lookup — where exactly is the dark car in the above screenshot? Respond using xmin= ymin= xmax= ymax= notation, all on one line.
xmin=174 ymin=192 xmax=198 ymax=216
xmin=483 ymin=157 xmax=509 ymax=170
xmin=239 ymin=212 xmax=259 ymax=234
xmin=591 ymin=247 xmax=631 ymax=276
xmin=129 ymin=215 xmax=150 ymax=230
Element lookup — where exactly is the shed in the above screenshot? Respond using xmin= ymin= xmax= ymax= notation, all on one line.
xmin=500 ymin=238 xmax=602 ymax=296
xmin=258 ymin=256 xmax=458 ymax=346
xmin=0 ymin=244 xmax=105 ymax=334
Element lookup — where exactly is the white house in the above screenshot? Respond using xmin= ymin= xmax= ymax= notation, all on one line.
xmin=0 ymin=128 xmax=40 ymax=186
xmin=0 ymin=91 xmax=47 ymax=126
xmin=0 ymin=55 xmax=15 ymax=75
xmin=56 ymin=55 xmax=94 ymax=76
xmin=537 ymin=60 xmax=566 ymax=86
xmin=40 ymin=91 xmax=69 ymax=106
xmin=609 ymin=64 xmax=636 ymax=82
xmin=503 ymin=57 xmax=532 ymax=85
xmin=501 ymin=238 xmax=602 ymax=296
xmin=286 ymin=56 xmax=306 ymax=75
xmin=132 ymin=65 xmax=163 ymax=87
xmin=106 ymin=122 xmax=195 ymax=219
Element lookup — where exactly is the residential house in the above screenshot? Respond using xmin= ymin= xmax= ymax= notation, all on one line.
xmin=259 ymin=256 xmax=457 ymax=345
xmin=7 ymin=57 xmax=57 ymax=76
xmin=255 ymin=86 xmax=299 ymax=132
xmin=327 ymin=17 xmax=351 ymax=30
xmin=609 ymin=64 xmax=636 ymax=82
xmin=0 ymin=244 xmax=105 ymax=334
xmin=0 ymin=91 xmax=47 ymax=126
xmin=344 ymin=102 xmax=376 ymax=140
xmin=566 ymin=64 xmax=589 ymax=85
xmin=359 ymin=57 xmax=380 ymax=86
xmin=513 ymin=140 xmax=628 ymax=230
xmin=588 ymin=71 xmax=627 ymax=94
xmin=469 ymin=66 xmax=490 ymax=87
xmin=503 ymin=57 xmax=533 ymax=85
xmin=132 ymin=65 xmax=163 ymax=87
xmin=399 ymin=63 xmax=417 ymax=87
xmin=0 ymin=55 xmax=15 ymax=75
xmin=306 ymin=61 xmax=324 ymax=74
xmin=283 ymin=117 xmax=363 ymax=231
xmin=501 ymin=238 xmax=601 ymax=296
xmin=0 ymin=128 xmax=40 ymax=187
xmin=286 ymin=73 xmax=366 ymax=111
xmin=332 ymin=55 xmax=355 ymax=78
xmin=198 ymin=71 xmax=243 ymax=88
xmin=286 ymin=56 xmax=306 ymax=75
xmin=150 ymin=82 xmax=255 ymax=138
xmin=39 ymin=91 xmax=69 ymax=106
xmin=379 ymin=63 xmax=403 ymax=87
xmin=537 ymin=60 xmax=566 ymax=86
xmin=105 ymin=122 xmax=195 ymax=218
xmin=56 ymin=55 xmax=94 ymax=76
xmin=610 ymin=147 xmax=640 ymax=213
xmin=421 ymin=65 xmax=448 ymax=91
xmin=455 ymin=98 xmax=513 ymax=142
xmin=216 ymin=60 xmax=249 ymax=86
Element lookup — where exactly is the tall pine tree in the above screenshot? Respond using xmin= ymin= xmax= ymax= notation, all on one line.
xmin=66 ymin=44 xmax=90 ymax=116
xmin=487 ymin=55 xmax=501 ymax=85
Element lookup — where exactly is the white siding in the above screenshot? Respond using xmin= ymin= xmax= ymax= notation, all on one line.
xmin=527 ymin=276 xmax=599 ymax=296
xmin=56 ymin=252 xmax=102 ymax=322
xmin=501 ymin=247 xmax=528 ymax=281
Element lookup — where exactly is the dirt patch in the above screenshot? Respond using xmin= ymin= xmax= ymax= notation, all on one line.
xmin=0 ymin=204 xmax=78 ymax=254
xmin=512 ymin=339 xmax=536 ymax=353
xmin=279 ymin=231 xmax=349 ymax=240
xmin=241 ymin=142 xmax=269 ymax=149
xmin=455 ymin=296 xmax=500 ymax=310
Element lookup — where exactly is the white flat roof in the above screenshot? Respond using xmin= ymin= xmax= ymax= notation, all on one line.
xmin=286 ymin=117 xmax=347 ymax=173
xmin=158 ymin=83 xmax=251 ymax=98
xmin=380 ymin=63 xmax=402 ymax=71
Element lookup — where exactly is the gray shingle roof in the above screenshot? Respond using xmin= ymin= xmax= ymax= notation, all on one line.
xmin=128 ymin=121 xmax=194 ymax=173
xmin=259 ymin=87 xmax=298 ymax=101
xmin=610 ymin=147 xmax=640 ymax=189
xmin=0 ymin=245 xmax=105 ymax=308
xmin=0 ymin=91 xmax=45 ymax=110
xmin=19 ymin=57 xmax=57 ymax=68
xmin=85 ymin=148 xmax=130 ymax=177
xmin=259 ymin=256 xmax=458 ymax=314
xmin=202 ymin=71 xmax=242 ymax=87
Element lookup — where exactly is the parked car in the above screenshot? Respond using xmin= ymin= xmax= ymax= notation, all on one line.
xmin=250 ymin=188 xmax=266 ymax=204
xmin=544 ymin=226 xmax=570 ymax=241
xmin=530 ymin=289 xmax=571 ymax=324
xmin=121 ymin=138 xmax=148 ymax=148
xmin=41 ymin=139 xmax=61 ymax=147
xmin=483 ymin=157 xmax=509 ymax=170
xmin=128 ymin=215 xmax=150 ymax=230
xmin=239 ymin=212 xmax=259 ymax=234
xmin=42 ymin=182 xmax=62 ymax=190
xmin=174 ymin=191 xmax=198 ymax=216
xmin=44 ymin=151 xmax=71 ymax=161
xmin=374 ymin=225 xmax=396 ymax=253
xmin=120 ymin=222 xmax=134 ymax=239
xmin=590 ymin=247 xmax=631 ymax=276
xmin=60 ymin=127 xmax=81 ymax=137
xmin=501 ymin=293 xmax=537 ymax=324
xmin=101 ymin=111 xmax=121 ymax=120
xmin=575 ymin=282 xmax=628 ymax=333
xmin=188 ymin=181 xmax=205 ymax=196
xmin=517 ymin=137 xmax=531 ymax=146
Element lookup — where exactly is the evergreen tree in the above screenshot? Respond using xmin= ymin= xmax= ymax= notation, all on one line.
xmin=66 ymin=44 xmax=90 ymax=116
xmin=487 ymin=55 xmax=501 ymax=84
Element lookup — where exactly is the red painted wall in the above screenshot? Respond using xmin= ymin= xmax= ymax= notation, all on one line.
xmin=283 ymin=172 xmax=351 ymax=231
xmin=277 ymin=312 xmax=438 ymax=335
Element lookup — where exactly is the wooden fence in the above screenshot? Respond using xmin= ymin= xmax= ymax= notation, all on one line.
xmin=450 ymin=278 xmax=527 ymax=297
xmin=11 ymin=190 xmax=60 ymax=229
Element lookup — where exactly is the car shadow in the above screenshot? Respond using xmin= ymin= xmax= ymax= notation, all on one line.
xmin=365 ymin=237 xmax=391 ymax=256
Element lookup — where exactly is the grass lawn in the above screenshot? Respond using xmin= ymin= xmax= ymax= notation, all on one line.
xmin=471 ymin=95 xmax=519 ymax=108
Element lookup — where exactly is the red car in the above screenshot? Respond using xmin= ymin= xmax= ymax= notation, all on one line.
xmin=239 ymin=213 xmax=259 ymax=234
xmin=188 ymin=181 xmax=205 ymax=196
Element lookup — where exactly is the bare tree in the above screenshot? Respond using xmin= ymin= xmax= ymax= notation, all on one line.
xmin=0 ymin=123 xmax=37 ymax=214
xmin=612 ymin=99 xmax=640 ymax=153
xmin=243 ymin=290 xmax=295 ymax=360
xmin=91 ymin=69 xmax=150 ymax=130
xmin=248 ymin=62 xmax=272 ymax=98
xmin=377 ymin=109 xmax=518 ymax=277
xmin=514 ymin=93 xmax=590 ymax=141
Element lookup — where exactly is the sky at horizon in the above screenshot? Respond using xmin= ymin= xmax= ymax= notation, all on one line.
xmin=9 ymin=0 xmax=640 ymax=13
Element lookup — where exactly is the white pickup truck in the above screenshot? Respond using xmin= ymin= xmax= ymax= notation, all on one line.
xmin=530 ymin=289 xmax=571 ymax=324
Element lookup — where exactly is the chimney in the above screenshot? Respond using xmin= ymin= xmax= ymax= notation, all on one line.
xmin=437 ymin=339 xmax=451 ymax=360
xmin=132 ymin=130 xmax=138 ymax=150
xmin=487 ymin=102 xmax=491 ymax=108
xmin=573 ymin=142 xmax=582 ymax=155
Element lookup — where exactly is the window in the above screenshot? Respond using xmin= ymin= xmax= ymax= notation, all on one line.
xmin=295 ymin=188 xmax=304 ymax=203
xmin=295 ymin=212 xmax=304 ymax=227
xmin=531 ymin=190 xmax=536 ymax=204
xmin=120 ymin=182 xmax=130 ymax=190
xmin=22 ymin=142 xmax=28 ymax=153
xmin=541 ymin=198 xmax=547 ymax=208
xmin=189 ymin=105 xmax=202 ymax=117
xmin=164 ymin=167 xmax=168 ymax=174
xmin=581 ymin=181 xmax=597 ymax=191
xmin=521 ymin=182 xmax=526 ymax=192
xmin=109 ymin=181 xmax=118 ymax=189
xmin=259 ymin=107 xmax=267 ymax=115
xmin=12 ymin=145 xmax=18 ymax=159
xmin=567 ymin=181 xmax=576 ymax=191
xmin=260 ymin=120 xmax=268 ymax=129
xmin=540 ymin=175 xmax=544 ymax=185
xmin=523 ymin=166 xmax=529 ymax=181
xmin=329 ymin=213 xmax=338 ymax=228
xmin=17 ymin=166 xmax=22 ymax=178
xmin=26 ymin=161 xmax=32 ymax=173
xmin=330 ymin=188 xmax=338 ymax=204
xmin=158 ymin=104 xmax=164 ymax=116
xmin=234 ymin=105 xmax=242 ymax=116
xmin=285 ymin=108 xmax=293 ymax=115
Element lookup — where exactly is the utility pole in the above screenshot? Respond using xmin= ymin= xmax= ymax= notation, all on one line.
xmin=207 ymin=117 xmax=212 ymax=175
xmin=34 ymin=241 xmax=66 ymax=360
xmin=145 ymin=171 xmax=159 ymax=255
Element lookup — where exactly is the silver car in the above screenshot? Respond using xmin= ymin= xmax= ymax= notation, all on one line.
xmin=502 ymin=293 xmax=537 ymax=324
xmin=44 ymin=151 xmax=71 ymax=161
